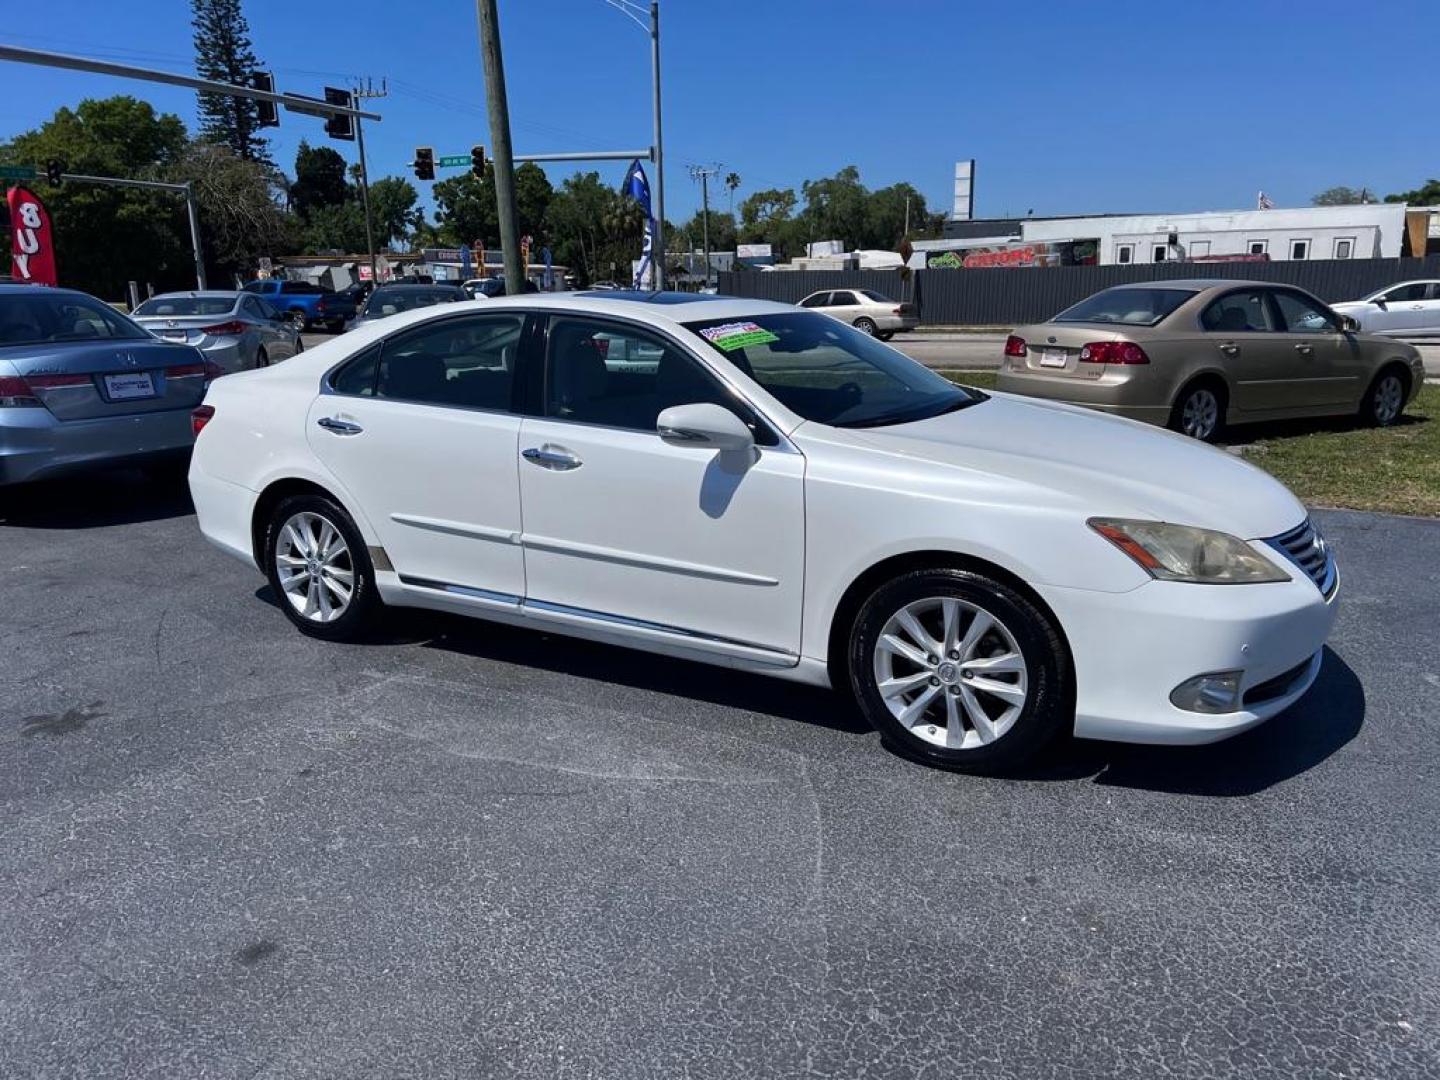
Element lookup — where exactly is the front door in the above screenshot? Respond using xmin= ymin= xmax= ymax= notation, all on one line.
xmin=1267 ymin=289 xmax=1356 ymax=407
xmin=1370 ymin=282 xmax=1430 ymax=335
xmin=305 ymin=311 xmax=529 ymax=600
xmin=516 ymin=314 xmax=806 ymax=659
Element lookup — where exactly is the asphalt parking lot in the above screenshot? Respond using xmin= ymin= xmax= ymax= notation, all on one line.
xmin=3 ymin=471 xmax=1439 ymax=1079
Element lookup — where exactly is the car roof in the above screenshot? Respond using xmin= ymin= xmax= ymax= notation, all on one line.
xmin=142 ymin=290 xmax=242 ymax=300
xmin=374 ymin=283 xmax=464 ymax=291
xmin=1105 ymin=278 xmax=1302 ymax=293
xmin=476 ymin=291 xmax=797 ymax=326
xmin=0 ymin=283 xmax=97 ymax=298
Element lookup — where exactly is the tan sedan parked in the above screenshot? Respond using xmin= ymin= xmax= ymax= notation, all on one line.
xmin=997 ymin=280 xmax=1425 ymax=441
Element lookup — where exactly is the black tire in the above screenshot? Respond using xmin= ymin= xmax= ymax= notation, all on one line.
xmin=262 ymin=493 xmax=381 ymax=642
xmin=326 ymin=320 xmax=345 ymax=333
xmin=847 ymin=567 xmax=1071 ymax=772
xmin=1169 ymin=378 xmax=1226 ymax=442
xmin=877 ymin=330 xmax=895 ymax=341
xmin=853 ymin=317 xmax=878 ymax=336
xmin=255 ymin=348 xmax=269 ymax=369
xmin=294 ymin=337 xmax=304 ymax=354
xmin=1359 ymin=364 xmax=1409 ymax=427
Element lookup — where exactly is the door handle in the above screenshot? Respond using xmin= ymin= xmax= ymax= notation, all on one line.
xmin=1294 ymin=343 xmax=1314 ymax=355
xmin=1218 ymin=342 xmax=1239 ymax=356
xmin=522 ymin=444 xmax=582 ymax=471
xmin=316 ymin=416 xmax=363 ymax=435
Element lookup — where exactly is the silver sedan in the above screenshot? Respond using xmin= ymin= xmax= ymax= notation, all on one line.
xmin=132 ymin=291 xmax=302 ymax=373
xmin=797 ymin=288 xmax=918 ymax=340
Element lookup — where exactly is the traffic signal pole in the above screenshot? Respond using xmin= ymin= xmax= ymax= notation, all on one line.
xmin=475 ymin=0 xmax=526 ymax=296
xmin=57 ymin=172 xmax=206 ymax=289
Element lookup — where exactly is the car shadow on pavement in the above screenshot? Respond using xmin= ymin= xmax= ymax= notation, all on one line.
xmin=0 ymin=466 xmax=194 ymax=529
xmin=1063 ymin=647 xmax=1364 ymax=797
xmin=415 ymin=609 xmax=874 ymax=737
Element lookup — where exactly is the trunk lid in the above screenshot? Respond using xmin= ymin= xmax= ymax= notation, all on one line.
xmin=1009 ymin=323 xmax=1130 ymax=379
xmin=2 ymin=339 xmax=209 ymax=420
xmin=133 ymin=314 xmax=243 ymax=346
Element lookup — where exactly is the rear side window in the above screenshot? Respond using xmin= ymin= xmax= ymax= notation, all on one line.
xmin=1053 ymin=288 xmax=1195 ymax=327
xmin=330 ymin=344 xmax=380 ymax=396
xmin=376 ymin=314 xmax=522 ymax=411
xmin=1201 ymin=291 xmax=1275 ymax=332
xmin=830 ymin=291 xmax=859 ymax=306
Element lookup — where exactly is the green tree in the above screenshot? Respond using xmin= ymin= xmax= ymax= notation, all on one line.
xmin=866 ymin=182 xmax=928 ymax=247
xmin=513 ymin=162 xmax=554 ymax=242
xmin=366 ymin=176 xmax=423 ymax=249
xmin=799 ymin=165 xmax=868 ymax=250
xmin=737 ymin=187 xmax=797 ymax=250
xmin=1385 ymin=179 xmax=1440 ymax=204
xmin=545 ymin=171 xmax=644 ymax=284
xmin=432 ymin=172 xmax=497 ymax=249
xmin=675 ymin=210 xmax=736 ymax=256
xmin=190 ymin=0 xmax=270 ymax=165
xmin=301 ymin=202 xmax=368 ymax=254
xmin=1312 ymin=186 xmax=1370 ymax=206
xmin=1 ymin=96 xmax=192 ymax=297
xmin=290 ymin=141 xmax=350 ymax=221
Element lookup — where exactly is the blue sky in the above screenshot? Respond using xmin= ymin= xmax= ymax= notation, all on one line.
xmin=1 ymin=0 xmax=1437 ymax=225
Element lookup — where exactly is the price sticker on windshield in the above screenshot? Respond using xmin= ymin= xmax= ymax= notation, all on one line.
xmin=697 ymin=321 xmax=778 ymax=352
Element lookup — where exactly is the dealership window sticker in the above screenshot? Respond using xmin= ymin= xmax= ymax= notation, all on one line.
xmin=697 ymin=321 xmax=780 ymax=351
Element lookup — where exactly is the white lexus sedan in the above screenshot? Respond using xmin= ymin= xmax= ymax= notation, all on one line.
xmin=188 ymin=291 xmax=1338 ymax=770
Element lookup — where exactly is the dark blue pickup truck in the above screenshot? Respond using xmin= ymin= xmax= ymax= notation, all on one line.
xmin=241 ymin=279 xmax=356 ymax=332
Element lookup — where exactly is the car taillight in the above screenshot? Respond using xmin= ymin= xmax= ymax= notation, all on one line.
xmin=198 ymin=320 xmax=248 ymax=336
xmin=191 ymin=404 xmax=215 ymax=436
xmin=0 ymin=375 xmax=41 ymax=407
xmin=1004 ymin=335 xmax=1028 ymax=357
xmin=1079 ymin=341 xmax=1150 ymax=365
xmin=166 ymin=362 xmax=207 ymax=378
xmin=21 ymin=372 xmax=92 ymax=390
xmin=316 ymin=300 xmax=327 ymax=313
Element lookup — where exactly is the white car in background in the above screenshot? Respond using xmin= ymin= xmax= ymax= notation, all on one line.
xmin=189 ymin=293 xmax=1337 ymax=771
xmin=1331 ymin=280 xmax=1440 ymax=336
xmin=798 ymin=288 xmax=918 ymax=339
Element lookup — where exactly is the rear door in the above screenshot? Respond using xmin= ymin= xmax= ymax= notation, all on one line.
xmin=826 ymin=290 xmax=862 ymax=324
xmin=244 ymin=295 xmax=295 ymax=359
xmin=1197 ymin=288 xmax=1294 ymax=412
xmin=305 ymin=311 xmax=529 ymax=599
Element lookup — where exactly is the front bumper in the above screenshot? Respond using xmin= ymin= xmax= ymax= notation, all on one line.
xmin=1035 ymin=572 xmax=1338 ymax=745
xmin=0 ymin=405 xmax=195 ymax=485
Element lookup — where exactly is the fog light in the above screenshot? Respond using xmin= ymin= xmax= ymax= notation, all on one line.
xmin=1170 ymin=670 xmax=1243 ymax=714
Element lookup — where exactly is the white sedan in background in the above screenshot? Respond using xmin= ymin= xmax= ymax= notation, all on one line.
xmin=1331 ymin=280 xmax=1440 ymax=336
xmin=189 ymin=294 xmax=1337 ymax=770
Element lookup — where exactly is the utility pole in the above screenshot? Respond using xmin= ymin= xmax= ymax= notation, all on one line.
xmin=904 ymin=195 xmax=911 ymax=237
xmin=689 ymin=163 xmax=720 ymax=288
xmin=649 ymin=1 xmax=665 ymax=290
xmin=352 ymin=77 xmax=387 ymax=286
xmin=183 ymin=182 xmax=206 ymax=289
xmin=476 ymin=0 xmax=525 ymax=295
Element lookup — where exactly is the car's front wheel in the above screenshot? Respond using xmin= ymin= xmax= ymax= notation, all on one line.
xmin=263 ymin=494 xmax=380 ymax=640
xmin=847 ymin=568 xmax=1071 ymax=771
xmin=1360 ymin=366 xmax=1408 ymax=427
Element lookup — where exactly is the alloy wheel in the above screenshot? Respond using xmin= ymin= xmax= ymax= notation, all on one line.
xmin=1373 ymin=374 xmax=1404 ymax=424
xmin=274 ymin=511 xmax=355 ymax=623
xmin=1181 ymin=388 xmax=1219 ymax=439
xmin=871 ymin=596 xmax=1029 ymax=750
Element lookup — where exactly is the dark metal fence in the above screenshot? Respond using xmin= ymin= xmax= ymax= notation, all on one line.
xmin=717 ymin=255 xmax=1440 ymax=326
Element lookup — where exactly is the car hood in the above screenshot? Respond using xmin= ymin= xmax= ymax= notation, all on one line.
xmin=810 ymin=392 xmax=1306 ymax=540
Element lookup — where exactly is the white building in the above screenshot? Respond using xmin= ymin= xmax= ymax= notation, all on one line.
xmin=1021 ymin=203 xmax=1407 ymax=265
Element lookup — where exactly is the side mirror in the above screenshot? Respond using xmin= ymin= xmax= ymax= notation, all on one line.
xmin=657 ymin=402 xmax=754 ymax=453
xmin=1340 ymin=315 xmax=1360 ymax=333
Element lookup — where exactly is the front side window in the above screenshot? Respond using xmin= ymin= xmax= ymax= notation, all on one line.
xmin=798 ymin=293 xmax=829 ymax=308
xmin=330 ymin=344 xmax=380 ymax=396
xmin=545 ymin=317 xmax=765 ymax=437
xmin=1054 ymin=287 xmax=1196 ymax=327
xmin=374 ymin=315 xmax=522 ymax=411
xmin=1380 ymin=283 xmax=1428 ymax=303
xmin=1201 ymin=291 xmax=1274 ymax=333
xmin=1272 ymin=291 xmax=1337 ymax=333
xmin=363 ymin=288 xmax=462 ymax=317
xmin=0 ymin=293 xmax=149 ymax=345
xmin=684 ymin=311 xmax=981 ymax=429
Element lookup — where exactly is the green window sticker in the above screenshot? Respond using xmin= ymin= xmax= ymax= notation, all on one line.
xmin=697 ymin=321 xmax=779 ymax=352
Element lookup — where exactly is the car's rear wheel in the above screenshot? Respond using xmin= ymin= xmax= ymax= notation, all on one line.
xmin=877 ymin=330 xmax=895 ymax=341
xmin=263 ymin=494 xmax=380 ymax=641
xmin=1170 ymin=380 xmax=1225 ymax=442
xmin=853 ymin=317 xmax=878 ymax=336
xmin=848 ymin=568 xmax=1071 ymax=771
xmin=255 ymin=347 xmax=269 ymax=369
xmin=1360 ymin=366 xmax=1408 ymax=427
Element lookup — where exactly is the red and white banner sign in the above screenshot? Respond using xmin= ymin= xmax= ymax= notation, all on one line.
xmin=7 ymin=186 xmax=57 ymax=286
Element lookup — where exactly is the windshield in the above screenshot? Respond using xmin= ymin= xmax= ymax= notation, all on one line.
xmin=1053 ymin=287 xmax=1195 ymax=327
xmin=0 ymin=293 xmax=150 ymax=346
xmin=363 ymin=288 xmax=461 ymax=316
xmin=684 ymin=311 xmax=982 ymax=428
xmin=134 ymin=296 xmax=236 ymax=317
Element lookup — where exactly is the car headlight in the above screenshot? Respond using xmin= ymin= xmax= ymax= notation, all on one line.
xmin=1088 ymin=518 xmax=1290 ymax=584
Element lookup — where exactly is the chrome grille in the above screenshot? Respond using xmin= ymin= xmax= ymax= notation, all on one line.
xmin=1265 ymin=519 xmax=1337 ymax=598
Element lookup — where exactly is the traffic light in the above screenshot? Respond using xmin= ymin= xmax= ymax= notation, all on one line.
xmin=44 ymin=159 xmax=65 ymax=185
xmin=470 ymin=145 xmax=486 ymax=178
xmin=323 ymin=86 xmax=354 ymax=141
xmin=252 ymin=71 xmax=279 ymax=128
xmin=414 ymin=147 xmax=435 ymax=182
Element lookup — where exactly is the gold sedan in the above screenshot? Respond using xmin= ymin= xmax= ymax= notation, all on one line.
xmin=996 ymin=279 xmax=1425 ymax=441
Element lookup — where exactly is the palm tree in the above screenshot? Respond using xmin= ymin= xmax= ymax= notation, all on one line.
xmin=724 ymin=172 xmax=741 ymax=216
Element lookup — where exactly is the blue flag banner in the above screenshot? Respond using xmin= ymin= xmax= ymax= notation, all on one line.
xmin=542 ymin=246 xmax=554 ymax=291
xmin=623 ymin=158 xmax=655 ymax=290
xmin=460 ymin=243 xmax=473 ymax=279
